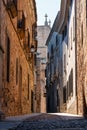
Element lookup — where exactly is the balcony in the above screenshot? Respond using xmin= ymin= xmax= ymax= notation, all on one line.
xmin=7 ymin=0 xmax=17 ymax=18
xmin=17 ymin=11 xmax=25 ymax=39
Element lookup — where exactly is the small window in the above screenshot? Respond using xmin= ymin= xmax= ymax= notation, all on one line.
xmin=51 ymin=45 xmax=53 ymax=55
xmin=70 ymin=0 xmax=73 ymax=7
xmin=64 ymin=25 xmax=67 ymax=37
xmin=68 ymin=37 xmax=70 ymax=57
xmin=71 ymin=69 xmax=73 ymax=95
xmin=28 ymin=32 xmax=30 ymax=47
xmin=6 ymin=36 xmax=10 ymax=82
xmin=73 ymin=17 xmax=75 ymax=41
xmin=71 ymin=27 xmax=72 ymax=49
xmin=64 ymin=54 xmax=66 ymax=73
xmin=86 ymin=0 xmax=87 ymax=23
xmin=63 ymin=87 xmax=66 ymax=103
xmin=31 ymin=90 xmax=34 ymax=112
xmin=56 ymin=35 xmax=58 ymax=46
xmin=47 ymin=53 xmax=49 ymax=60
xmin=69 ymin=69 xmax=73 ymax=97
xmin=13 ymin=0 xmax=17 ymax=9
xmin=81 ymin=23 xmax=83 ymax=45
xmin=27 ymin=74 xmax=30 ymax=99
xmin=16 ymin=58 xmax=18 ymax=85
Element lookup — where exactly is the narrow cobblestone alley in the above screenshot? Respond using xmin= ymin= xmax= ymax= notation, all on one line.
xmin=3 ymin=113 xmax=87 ymax=130
xmin=0 ymin=0 xmax=87 ymax=130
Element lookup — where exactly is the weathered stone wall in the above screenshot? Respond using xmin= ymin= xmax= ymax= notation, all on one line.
xmin=76 ymin=0 xmax=87 ymax=115
xmin=0 ymin=0 xmax=37 ymax=116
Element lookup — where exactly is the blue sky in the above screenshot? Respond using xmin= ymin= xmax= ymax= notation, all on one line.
xmin=36 ymin=0 xmax=61 ymax=26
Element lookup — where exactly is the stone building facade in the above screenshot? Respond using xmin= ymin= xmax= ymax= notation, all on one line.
xmin=46 ymin=0 xmax=87 ymax=116
xmin=35 ymin=16 xmax=51 ymax=113
xmin=58 ymin=0 xmax=76 ymax=114
xmin=46 ymin=32 xmax=62 ymax=113
xmin=46 ymin=12 xmax=63 ymax=113
xmin=75 ymin=0 xmax=87 ymax=115
xmin=0 ymin=0 xmax=37 ymax=117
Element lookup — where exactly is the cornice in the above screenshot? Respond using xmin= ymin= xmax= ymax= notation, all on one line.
xmin=58 ymin=0 xmax=70 ymax=33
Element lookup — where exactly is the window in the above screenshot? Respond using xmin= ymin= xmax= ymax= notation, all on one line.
xmin=31 ymin=90 xmax=34 ymax=112
xmin=70 ymin=0 xmax=73 ymax=7
xmin=62 ymin=30 xmax=64 ymax=41
xmin=66 ymin=82 xmax=69 ymax=100
xmin=62 ymin=25 xmax=67 ymax=41
xmin=68 ymin=9 xmax=70 ymax=22
xmin=32 ymin=23 xmax=37 ymax=40
xmin=51 ymin=45 xmax=53 ymax=55
xmin=71 ymin=69 xmax=73 ymax=95
xmin=71 ymin=27 xmax=72 ymax=49
xmin=64 ymin=54 xmax=66 ymax=73
xmin=68 ymin=37 xmax=70 ymax=57
xmin=86 ymin=0 xmax=87 ymax=24
xmin=27 ymin=74 xmax=30 ymax=99
xmin=19 ymin=66 xmax=22 ymax=109
xmin=13 ymin=0 xmax=17 ymax=9
xmin=73 ymin=17 xmax=75 ymax=41
xmin=6 ymin=36 xmax=10 ymax=82
xmin=57 ymin=90 xmax=59 ymax=106
xmin=16 ymin=58 xmax=18 ymax=85
xmin=64 ymin=25 xmax=67 ymax=37
xmin=47 ymin=53 xmax=49 ymax=61
xmin=56 ymin=35 xmax=58 ymax=46
xmin=81 ymin=23 xmax=83 ymax=45
xmin=63 ymin=87 xmax=66 ymax=103
xmin=69 ymin=69 xmax=73 ymax=97
xmin=28 ymin=32 xmax=30 ymax=47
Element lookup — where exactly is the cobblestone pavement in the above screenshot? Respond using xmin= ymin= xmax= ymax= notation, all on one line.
xmin=10 ymin=113 xmax=87 ymax=130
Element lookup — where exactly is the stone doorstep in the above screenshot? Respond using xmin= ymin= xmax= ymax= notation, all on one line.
xmin=0 ymin=111 xmax=5 ymax=121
